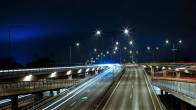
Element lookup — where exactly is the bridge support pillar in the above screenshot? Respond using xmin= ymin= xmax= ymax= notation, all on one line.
xmin=50 ymin=90 xmax=54 ymax=97
xmin=161 ymin=90 xmax=164 ymax=95
xmin=68 ymin=75 xmax=72 ymax=80
xmin=176 ymin=72 xmax=181 ymax=78
xmin=180 ymin=101 xmax=187 ymax=110
xmin=165 ymin=91 xmax=168 ymax=95
xmin=57 ymin=89 xmax=61 ymax=94
xmin=34 ymin=92 xmax=43 ymax=102
xmin=163 ymin=70 xmax=167 ymax=77
xmin=150 ymin=67 xmax=154 ymax=77
xmin=11 ymin=95 xmax=18 ymax=110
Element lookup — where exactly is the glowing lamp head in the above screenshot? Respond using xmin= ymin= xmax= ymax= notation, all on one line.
xmin=129 ymin=41 xmax=133 ymax=45
xmin=50 ymin=72 xmax=57 ymax=78
xmin=178 ymin=40 xmax=182 ymax=44
xmin=96 ymin=30 xmax=101 ymax=36
xmin=129 ymin=50 xmax=133 ymax=54
xmin=165 ymin=40 xmax=169 ymax=44
xmin=124 ymin=28 xmax=129 ymax=35
xmin=77 ymin=69 xmax=82 ymax=73
xmin=114 ymin=46 xmax=118 ymax=50
xmin=66 ymin=70 xmax=72 ymax=75
xmin=147 ymin=46 xmax=151 ymax=51
xmin=94 ymin=48 xmax=97 ymax=52
xmin=76 ymin=42 xmax=80 ymax=47
xmin=115 ymin=41 xmax=119 ymax=45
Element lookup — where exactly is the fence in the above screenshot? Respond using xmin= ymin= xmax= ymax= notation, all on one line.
xmin=152 ymin=79 xmax=196 ymax=99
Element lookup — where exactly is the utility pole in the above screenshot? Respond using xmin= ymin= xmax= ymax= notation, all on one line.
xmin=8 ymin=28 xmax=12 ymax=58
xmin=69 ymin=46 xmax=72 ymax=65
xmin=172 ymin=44 xmax=176 ymax=62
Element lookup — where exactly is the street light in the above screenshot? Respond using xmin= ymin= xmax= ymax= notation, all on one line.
xmin=114 ymin=46 xmax=118 ymax=51
xmin=155 ymin=46 xmax=159 ymax=51
xmin=129 ymin=40 xmax=133 ymax=46
xmin=115 ymin=41 xmax=119 ymax=45
xmin=106 ymin=51 xmax=110 ymax=54
xmin=165 ymin=40 xmax=169 ymax=44
xmin=136 ymin=50 xmax=139 ymax=54
xmin=69 ymin=42 xmax=80 ymax=65
xmin=146 ymin=46 xmax=159 ymax=62
xmin=124 ymin=28 xmax=129 ymax=34
xmin=94 ymin=48 xmax=97 ymax=52
xmin=123 ymin=28 xmax=129 ymax=36
xmin=76 ymin=42 xmax=80 ymax=47
xmin=129 ymin=50 xmax=133 ymax=54
xmin=164 ymin=39 xmax=183 ymax=62
xmin=95 ymin=30 xmax=101 ymax=36
xmin=178 ymin=40 xmax=182 ymax=44
xmin=129 ymin=50 xmax=134 ymax=63
xmin=123 ymin=46 xmax=127 ymax=50
xmin=147 ymin=46 xmax=151 ymax=51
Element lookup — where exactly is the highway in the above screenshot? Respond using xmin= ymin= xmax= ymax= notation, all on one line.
xmin=58 ymin=71 xmax=112 ymax=110
xmin=32 ymin=64 xmax=123 ymax=110
xmin=102 ymin=66 xmax=164 ymax=110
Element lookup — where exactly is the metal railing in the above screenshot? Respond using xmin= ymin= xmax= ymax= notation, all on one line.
xmin=152 ymin=79 xmax=196 ymax=99
xmin=0 ymin=79 xmax=79 ymax=97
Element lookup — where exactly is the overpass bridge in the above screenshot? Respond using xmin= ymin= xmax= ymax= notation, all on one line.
xmin=152 ymin=77 xmax=196 ymax=106
xmin=0 ymin=64 xmax=110 ymax=110
xmin=0 ymin=63 xmax=195 ymax=110
xmin=143 ymin=63 xmax=196 ymax=107
xmin=24 ymin=65 xmax=166 ymax=110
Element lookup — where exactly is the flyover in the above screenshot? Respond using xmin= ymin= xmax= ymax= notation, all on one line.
xmin=0 ymin=64 xmax=111 ymax=110
xmin=142 ymin=63 xmax=196 ymax=107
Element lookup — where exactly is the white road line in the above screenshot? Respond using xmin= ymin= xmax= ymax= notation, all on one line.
xmin=142 ymin=69 xmax=157 ymax=110
xmin=43 ymin=68 xmax=113 ymax=110
xmin=129 ymin=68 xmax=134 ymax=100
xmin=102 ymin=73 xmax=123 ymax=110
xmin=70 ymin=101 xmax=76 ymax=107
xmin=130 ymin=93 xmax=133 ymax=99
xmin=143 ymin=69 xmax=164 ymax=110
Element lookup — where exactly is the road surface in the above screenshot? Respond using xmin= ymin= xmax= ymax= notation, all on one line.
xmin=36 ymin=65 xmax=123 ymax=110
xmin=102 ymin=66 xmax=163 ymax=110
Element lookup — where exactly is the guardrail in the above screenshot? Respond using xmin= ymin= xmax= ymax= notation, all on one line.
xmin=26 ymin=67 xmax=113 ymax=110
xmin=90 ymin=68 xmax=125 ymax=110
xmin=0 ymin=79 xmax=79 ymax=97
xmin=152 ymin=79 xmax=196 ymax=99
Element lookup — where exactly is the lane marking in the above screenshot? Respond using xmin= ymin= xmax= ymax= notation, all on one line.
xmin=42 ymin=68 xmax=114 ymax=110
xmin=143 ymin=69 xmax=164 ymax=110
xmin=130 ymin=93 xmax=133 ymax=99
xmin=102 ymin=72 xmax=124 ymax=110
xmin=70 ymin=101 xmax=76 ymax=107
xmin=142 ymin=69 xmax=157 ymax=110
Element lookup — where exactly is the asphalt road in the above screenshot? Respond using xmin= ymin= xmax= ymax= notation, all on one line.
xmin=102 ymin=66 xmax=163 ymax=110
xmin=59 ymin=74 xmax=112 ymax=110
xmin=37 ymin=65 xmax=123 ymax=110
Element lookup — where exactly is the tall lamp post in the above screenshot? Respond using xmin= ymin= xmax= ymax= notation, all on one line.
xmin=69 ymin=42 xmax=80 ymax=65
xmin=165 ymin=39 xmax=183 ymax=62
xmin=146 ymin=46 xmax=159 ymax=62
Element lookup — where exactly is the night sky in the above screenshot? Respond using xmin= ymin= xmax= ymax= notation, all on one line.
xmin=0 ymin=0 xmax=195 ymax=65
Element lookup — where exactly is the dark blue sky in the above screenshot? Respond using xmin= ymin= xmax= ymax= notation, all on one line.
xmin=0 ymin=0 xmax=195 ymax=64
